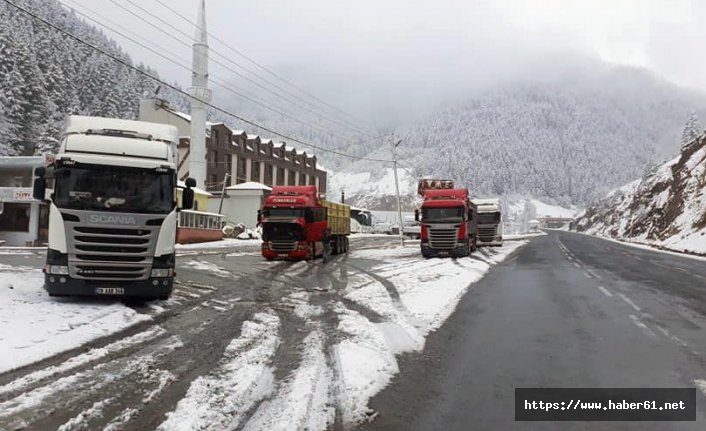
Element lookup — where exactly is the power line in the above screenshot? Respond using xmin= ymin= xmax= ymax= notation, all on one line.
xmin=60 ymin=0 xmax=375 ymax=152
xmin=2 ymin=0 xmax=392 ymax=163
xmin=106 ymin=0 xmax=375 ymax=139
xmin=152 ymin=0 xmax=376 ymax=131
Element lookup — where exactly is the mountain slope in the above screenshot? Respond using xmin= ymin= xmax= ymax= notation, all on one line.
xmin=0 ymin=0 xmax=188 ymax=156
xmin=328 ymin=66 xmax=705 ymax=209
xmin=576 ymin=133 xmax=706 ymax=255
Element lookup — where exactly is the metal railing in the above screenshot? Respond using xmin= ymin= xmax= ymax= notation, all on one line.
xmin=178 ymin=210 xmax=225 ymax=230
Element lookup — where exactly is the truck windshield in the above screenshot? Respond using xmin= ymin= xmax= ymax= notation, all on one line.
xmin=478 ymin=212 xmax=501 ymax=224
xmin=265 ymin=208 xmax=304 ymax=218
xmin=262 ymin=223 xmax=305 ymax=241
xmin=422 ymin=207 xmax=464 ymax=222
xmin=54 ymin=164 xmax=175 ymax=214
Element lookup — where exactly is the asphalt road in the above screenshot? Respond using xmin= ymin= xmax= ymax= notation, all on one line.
xmin=361 ymin=231 xmax=706 ymax=431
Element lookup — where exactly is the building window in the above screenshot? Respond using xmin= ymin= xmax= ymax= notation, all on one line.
xmin=300 ymin=174 xmax=307 ymax=186
xmin=208 ymin=150 xmax=218 ymax=167
xmin=288 ymin=170 xmax=295 ymax=185
xmin=226 ymin=155 xmax=232 ymax=177
xmin=277 ymin=167 xmax=285 ymax=185
xmin=264 ymin=164 xmax=273 ymax=185
xmin=0 ymin=203 xmax=31 ymax=232
xmin=309 ymin=175 xmax=316 ymax=186
xmin=238 ymin=158 xmax=247 ymax=184
xmin=251 ymin=162 xmax=261 ymax=182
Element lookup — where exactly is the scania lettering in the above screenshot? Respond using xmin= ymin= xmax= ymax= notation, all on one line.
xmin=473 ymin=198 xmax=503 ymax=246
xmin=33 ymin=116 xmax=195 ymax=300
xmin=259 ymin=185 xmax=351 ymax=261
xmin=415 ymin=179 xmax=478 ymax=258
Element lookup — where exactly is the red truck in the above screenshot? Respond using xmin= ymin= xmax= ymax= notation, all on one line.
xmin=259 ymin=185 xmax=350 ymax=260
xmin=414 ymin=180 xmax=478 ymax=258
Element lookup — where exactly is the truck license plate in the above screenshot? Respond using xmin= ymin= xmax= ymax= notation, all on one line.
xmin=95 ymin=287 xmax=125 ymax=295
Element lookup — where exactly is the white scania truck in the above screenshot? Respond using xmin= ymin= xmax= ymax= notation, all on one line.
xmin=473 ymin=198 xmax=503 ymax=246
xmin=33 ymin=116 xmax=195 ymax=299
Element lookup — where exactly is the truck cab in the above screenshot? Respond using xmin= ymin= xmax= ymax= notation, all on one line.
xmin=416 ymin=188 xmax=478 ymax=258
xmin=33 ymin=116 xmax=194 ymax=299
xmin=473 ymin=198 xmax=503 ymax=246
xmin=260 ymin=185 xmax=350 ymax=261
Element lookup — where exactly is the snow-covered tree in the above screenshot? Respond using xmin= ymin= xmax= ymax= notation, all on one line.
xmin=681 ymin=111 xmax=702 ymax=146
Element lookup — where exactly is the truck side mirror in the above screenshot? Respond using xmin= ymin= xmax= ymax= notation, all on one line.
xmin=304 ymin=208 xmax=314 ymax=223
xmin=33 ymin=173 xmax=46 ymax=201
xmin=182 ymin=187 xmax=194 ymax=210
xmin=257 ymin=209 xmax=262 ymax=223
xmin=414 ymin=209 xmax=419 ymax=222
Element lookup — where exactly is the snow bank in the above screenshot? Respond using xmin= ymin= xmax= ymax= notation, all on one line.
xmin=175 ymin=238 xmax=261 ymax=252
xmin=0 ymin=269 xmax=151 ymax=373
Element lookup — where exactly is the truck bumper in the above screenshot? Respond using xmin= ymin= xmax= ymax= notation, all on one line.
xmin=262 ymin=248 xmax=309 ymax=261
xmin=421 ymin=243 xmax=469 ymax=258
xmin=44 ymin=274 xmax=174 ymax=299
xmin=478 ymin=237 xmax=503 ymax=246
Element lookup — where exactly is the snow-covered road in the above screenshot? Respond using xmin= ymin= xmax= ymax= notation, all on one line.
xmin=0 ymin=237 xmax=526 ymax=430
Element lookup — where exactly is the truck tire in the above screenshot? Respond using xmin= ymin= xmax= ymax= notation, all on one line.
xmin=344 ymin=236 xmax=349 ymax=253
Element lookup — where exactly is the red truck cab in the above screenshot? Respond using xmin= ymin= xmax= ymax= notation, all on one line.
xmin=415 ymin=188 xmax=478 ymax=258
xmin=259 ymin=186 xmax=350 ymax=260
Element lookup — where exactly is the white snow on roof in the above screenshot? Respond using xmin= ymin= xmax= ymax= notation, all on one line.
xmin=247 ymin=134 xmax=260 ymax=140
xmin=226 ymin=181 xmax=272 ymax=191
xmin=232 ymin=130 xmax=246 ymax=135
xmin=260 ymin=139 xmax=273 ymax=145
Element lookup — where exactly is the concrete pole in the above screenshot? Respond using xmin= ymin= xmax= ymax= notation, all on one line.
xmin=392 ymin=138 xmax=404 ymax=246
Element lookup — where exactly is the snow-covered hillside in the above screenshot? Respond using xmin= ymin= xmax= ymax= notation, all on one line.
xmin=577 ymin=133 xmax=706 ymax=255
xmin=326 ymin=68 xmax=705 ymax=209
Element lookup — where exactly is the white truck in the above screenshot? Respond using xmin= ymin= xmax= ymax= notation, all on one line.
xmin=473 ymin=198 xmax=503 ymax=246
xmin=33 ymin=116 xmax=195 ymax=299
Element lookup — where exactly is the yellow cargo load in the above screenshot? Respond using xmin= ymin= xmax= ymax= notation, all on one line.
xmin=320 ymin=199 xmax=351 ymax=236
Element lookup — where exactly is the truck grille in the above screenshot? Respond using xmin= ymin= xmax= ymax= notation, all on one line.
xmin=64 ymin=214 xmax=162 ymax=281
xmin=429 ymin=227 xmax=458 ymax=250
xmin=478 ymin=227 xmax=497 ymax=239
xmin=269 ymin=240 xmax=298 ymax=253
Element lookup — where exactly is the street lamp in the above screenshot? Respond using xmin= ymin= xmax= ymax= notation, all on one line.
xmin=392 ymin=138 xmax=404 ymax=246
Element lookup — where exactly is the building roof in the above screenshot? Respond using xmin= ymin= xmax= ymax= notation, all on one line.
xmin=225 ymin=181 xmax=272 ymax=191
xmin=247 ymin=134 xmax=260 ymax=140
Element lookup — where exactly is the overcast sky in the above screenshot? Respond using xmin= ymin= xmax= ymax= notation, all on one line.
xmin=68 ymin=0 xmax=705 ymax=125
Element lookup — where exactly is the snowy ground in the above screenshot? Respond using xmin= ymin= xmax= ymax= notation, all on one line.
xmin=160 ymin=240 xmax=527 ymax=428
xmin=0 ymin=265 xmax=151 ymax=374
xmin=0 ymin=237 xmax=527 ymax=430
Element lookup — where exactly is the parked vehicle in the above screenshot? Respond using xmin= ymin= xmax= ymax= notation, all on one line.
xmin=473 ymin=198 xmax=503 ymax=246
xmin=415 ymin=180 xmax=478 ymax=258
xmin=32 ymin=116 xmax=194 ymax=299
xmin=259 ymin=185 xmax=350 ymax=260
xmin=401 ymin=216 xmax=421 ymax=239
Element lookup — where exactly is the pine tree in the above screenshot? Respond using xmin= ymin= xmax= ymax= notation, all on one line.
xmin=681 ymin=111 xmax=702 ymax=146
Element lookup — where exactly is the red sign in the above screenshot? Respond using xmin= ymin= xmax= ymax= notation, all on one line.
xmin=13 ymin=190 xmax=33 ymax=201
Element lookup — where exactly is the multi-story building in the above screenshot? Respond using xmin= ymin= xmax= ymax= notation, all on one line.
xmin=139 ymin=98 xmax=328 ymax=194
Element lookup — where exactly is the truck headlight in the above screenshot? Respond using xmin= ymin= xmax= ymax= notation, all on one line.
xmin=46 ymin=265 xmax=69 ymax=275
xmin=151 ymin=268 xmax=174 ymax=278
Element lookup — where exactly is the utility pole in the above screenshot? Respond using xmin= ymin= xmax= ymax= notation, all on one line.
xmin=218 ymin=173 xmax=230 ymax=214
xmin=392 ymin=138 xmax=404 ymax=246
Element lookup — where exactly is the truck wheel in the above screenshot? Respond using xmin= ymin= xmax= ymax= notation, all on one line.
xmin=344 ymin=236 xmax=349 ymax=253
